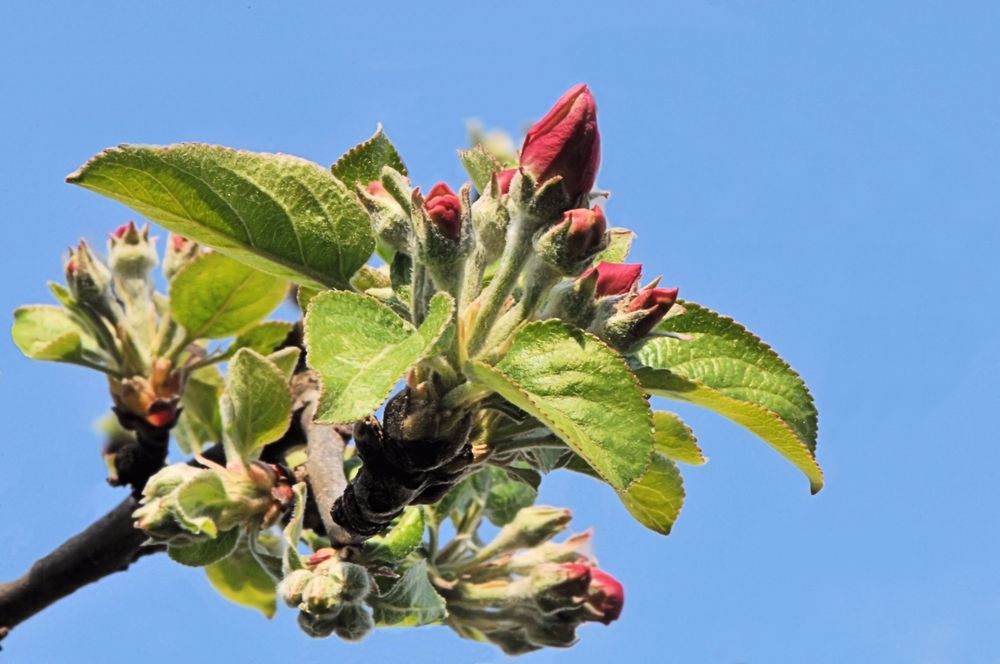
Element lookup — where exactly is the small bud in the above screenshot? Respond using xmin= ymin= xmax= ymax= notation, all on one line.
xmin=470 ymin=190 xmax=510 ymax=262
xmin=279 ymin=569 xmax=315 ymax=608
xmin=111 ymin=358 xmax=182 ymax=429
xmin=423 ymin=182 xmax=462 ymax=242
xmin=297 ymin=610 xmax=339 ymax=639
xmin=163 ymin=234 xmax=199 ymax=279
xmin=591 ymin=283 xmax=679 ymax=350
xmin=495 ymin=168 xmax=517 ymax=195
xmin=502 ymin=531 xmax=593 ymax=575
xmin=579 ymin=261 xmax=643 ymax=297
xmin=626 ymin=286 xmax=680 ymax=336
xmin=520 ymin=84 xmax=601 ymax=203
xmin=301 ymin=573 xmax=344 ymax=614
xmin=585 ymin=568 xmax=625 ymax=625
xmin=331 ymin=602 xmax=375 ymax=642
xmin=357 ymin=171 xmax=412 ymax=253
xmin=534 ymin=207 xmax=608 ymax=276
xmin=65 ymin=240 xmax=113 ymax=310
xmin=108 ymin=221 xmax=158 ymax=279
xmin=318 ymin=561 xmax=372 ymax=602
xmin=530 ymin=563 xmax=592 ymax=614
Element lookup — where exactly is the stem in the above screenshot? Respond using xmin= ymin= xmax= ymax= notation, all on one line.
xmin=466 ymin=216 xmax=534 ymax=356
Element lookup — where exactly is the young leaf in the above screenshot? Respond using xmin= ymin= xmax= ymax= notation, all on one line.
xmin=617 ymin=452 xmax=684 ymax=535
xmin=173 ymin=366 xmax=224 ymax=455
xmin=466 ymin=321 xmax=653 ymax=490
xmin=221 ymin=349 xmax=292 ymax=465
xmin=370 ymin=561 xmax=447 ymax=627
xmin=67 ymin=144 xmax=375 ymax=290
xmin=304 ymin=291 xmax=455 ymax=423
xmin=175 ymin=471 xmax=229 ymax=537
xmin=267 ymin=347 xmax=301 ymax=380
xmin=11 ymin=306 xmax=91 ymax=362
xmin=331 ymin=126 xmax=408 ymax=189
xmin=458 ymin=144 xmax=502 ymax=193
xmin=632 ymin=301 xmax=822 ymax=492
xmin=229 ymin=321 xmax=295 ymax=357
xmin=476 ymin=467 xmax=538 ymax=527
xmin=362 ymin=507 xmax=425 ymax=563
xmin=168 ymin=527 xmax=240 ymax=567
xmin=205 ymin=538 xmax=278 ymax=618
xmin=169 ymin=252 xmax=288 ymax=339
xmin=653 ymin=411 xmax=706 ymax=466
xmin=593 ymin=228 xmax=636 ymax=264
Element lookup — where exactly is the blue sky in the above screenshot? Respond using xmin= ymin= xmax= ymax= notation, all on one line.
xmin=1 ymin=2 xmax=997 ymax=662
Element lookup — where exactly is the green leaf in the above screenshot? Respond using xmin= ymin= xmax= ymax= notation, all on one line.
xmin=304 ymin=291 xmax=455 ymax=423
xmin=168 ymin=527 xmax=240 ymax=567
xmin=205 ymin=538 xmax=278 ymax=618
xmin=477 ymin=467 xmax=537 ymax=527
xmin=331 ymin=126 xmax=408 ymax=190
xmin=370 ymin=561 xmax=447 ymax=627
xmin=458 ymin=145 xmax=501 ymax=193
xmin=221 ymin=349 xmax=292 ymax=465
xmin=282 ymin=483 xmax=308 ymax=575
xmin=632 ymin=301 xmax=822 ymax=492
xmin=173 ymin=367 xmax=223 ymax=455
xmin=267 ymin=347 xmax=301 ymax=380
xmin=362 ymin=507 xmax=424 ymax=562
xmin=67 ymin=144 xmax=375 ymax=290
xmin=653 ymin=411 xmax=705 ymax=466
xmin=351 ymin=264 xmax=391 ymax=291
xmin=594 ymin=228 xmax=636 ymax=264
xmin=617 ymin=452 xmax=684 ymax=535
xmin=466 ymin=321 xmax=653 ymax=490
xmin=229 ymin=321 xmax=294 ymax=357
xmin=11 ymin=306 xmax=89 ymax=362
xmin=175 ymin=471 xmax=229 ymax=537
xmin=169 ymin=252 xmax=288 ymax=340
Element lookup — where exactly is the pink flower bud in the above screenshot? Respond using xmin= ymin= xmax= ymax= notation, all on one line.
xmin=586 ymin=568 xmax=624 ymax=625
xmin=564 ymin=206 xmax=607 ymax=259
xmin=579 ymin=261 xmax=643 ymax=297
xmin=495 ymin=168 xmax=517 ymax=195
xmin=627 ymin=286 xmax=680 ymax=337
xmin=424 ymin=182 xmax=462 ymax=241
xmin=520 ymin=84 xmax=601 ymax=201
xmin=366 ymin=180 xmax=387 ymax=197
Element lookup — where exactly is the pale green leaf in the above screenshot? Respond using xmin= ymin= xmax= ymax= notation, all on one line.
xmin=370 ymin=561 xmax=446 ymax=627
xmin=267 ymin=347 xmax=301 ymax=380
xmin=173 ymin=366 xmax=223 ymax=455
xmin=11 ymin=306 xmax=89 ymax=362
xmin=466 ymin=321 xmax=653 ymax=490
xmin=169 ymin=252 xmax=287 ymax=339
xmin=304 ymin=291 xmax=455 ymax=423
xmin=205 ymin=538 xmax=278 ymax=618
xmin=331 ymin=126 xmax=408 ymax=189
xmin=362 ymin=507 xmax=424 ymax=562
xmin=477 ymin=467 xmax=537 ymax=527
xmin=632 ymin=300 xmax=821 ymax=492
xmin=617 ymin=452 xmax=684 ymax=535
xmin=168 ymin=527 xmax=239 ymax=567
xmin=282 ymin=483 xmax=308 ymax=575
xmin=67 ymin=144 xmax=375 ymax=290
xmin=458 ymin=145 xmax=501 ymax=193
xmin=221 ymin=349 xmax=292 ymax=465
xmin=653 ymin=411 xmax=705 ymax=466
xmin=594 ymin=228 xmax=636 ymax=264
xmin=229 ymin=321 xmax=294 ymax=357
xmin=175 ymin=471 xmax=228 ymax=537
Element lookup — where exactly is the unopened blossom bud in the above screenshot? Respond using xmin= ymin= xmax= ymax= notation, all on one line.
xmin=314 ymin=561 xmax=371 ymax=602
xmin=520 ymin=84 xmax=601 ymax=203
xmin=534 ymin=206 xmax=609 ymax=276
xmin=331 ymin=602 xmax=375 ymax=642
xmin=301 ymin=573 xmax=344 ymax=614
xmin=585 ymin=568 xmax=625 ymax=625
xmin=470 ymin=188 xmax=510 ymax=262
xmin=626 ymin=286 xmax=680 ymax=338
xmin=495 ymin=168 xmax=517 ymax=195
xmin=424 ymin=182 xmax=462 ymax=242
xmin=65 ymin=239 xmax=114 ymax=311
xmin=297 ymin=611 xmax=338 ymax=639
xmin=279 ymin=569 xmax=315 ymax=608
xmin=108 ymin=221 xmax=158 ymax=279
xmin=163 ymin=234 xmax=199 ymax=279
xmin=529 ymin=562 xmax=592 ymax=614
xmin=473 ymin=506 xmax=572 ymax=563
xmin=579 ymin=261 xmax=643 ymax=297
xmin=357 ymin=171 xmax=412 ymax=253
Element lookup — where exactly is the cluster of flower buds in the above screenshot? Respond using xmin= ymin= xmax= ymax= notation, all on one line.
xmin=279 ymin=549 xmax=375 ymax=641
xmin=441 ymin=506 xmax=625 ymax=655
xmin=133 ymin=460 xmax=294 ymax=545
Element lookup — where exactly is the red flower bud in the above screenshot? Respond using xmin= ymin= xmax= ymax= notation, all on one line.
xmin=563 ymin=206 xmax=607 ymax=259
xmin=366 ymin=180 xmax=387 ymax=197
xmin=495 ymin=168 xmax=517 ymax=195
xmin=424 ymin=182 xmax=462 ymax=241
xmin=520 ymin=84 xmax=601 ymax=201
xmin=170 ymin=234 xmax=191 ymax=252
xmin=580 ymin=261 xmax=642 ymax=297
xmin=586 ymin=568 xmax=624 ymax=625
xmin=627 ymin=286 xmax=680 ymax=337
